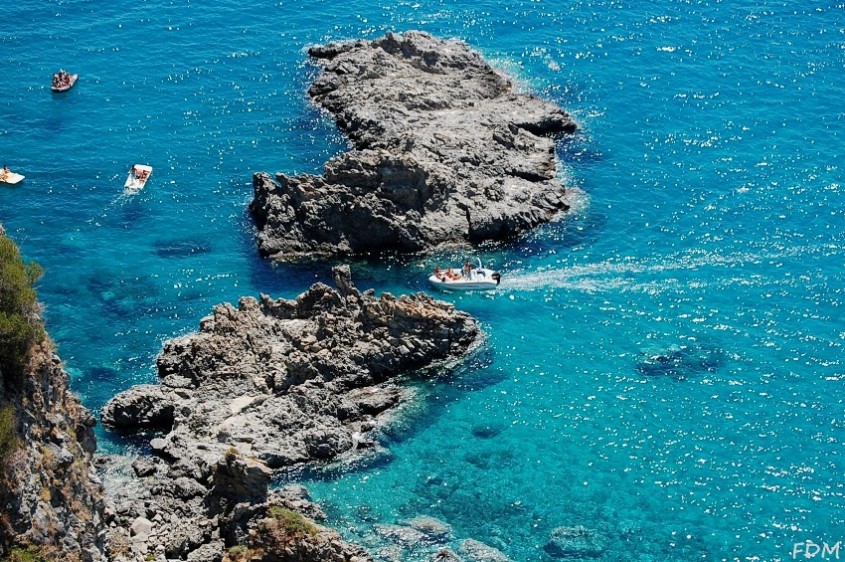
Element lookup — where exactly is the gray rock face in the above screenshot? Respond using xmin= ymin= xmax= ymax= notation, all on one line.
xmin=0 ymin=337 xmax=106 ymax=560
xmin=99 ymin=266 xmax=478 ymax=561
xmin=210 ymin=453 xmax=272 ymax=505
xmin=100 ymin=384 xmax=173 ymax=431
xmin=251 ymin=31 xmax=577 ymax=261
xmin=129 ymin=516 xmax=153 ymax=538
xmin=103 ymin=265 xmax=478 ymax=471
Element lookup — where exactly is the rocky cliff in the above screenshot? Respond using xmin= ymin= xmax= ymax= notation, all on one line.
xmin=251 ymin=31 xmax=577 ymax=261
xmin=0 ymin=228 xmax=105 ymax=561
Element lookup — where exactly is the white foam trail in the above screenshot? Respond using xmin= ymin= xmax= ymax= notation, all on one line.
xmin=499 ymin=245 xmax=840 ymax=294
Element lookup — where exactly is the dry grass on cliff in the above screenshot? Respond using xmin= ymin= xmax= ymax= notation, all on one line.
xmin=222 ymin=507 xmax=321 ymax=562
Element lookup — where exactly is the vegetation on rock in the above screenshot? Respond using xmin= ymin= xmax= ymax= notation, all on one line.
xmin=0 ymin=404 xmax=16 ymax=460
xmin=0 ymin=235 xmax=44 ymax=391
xmin=222 ymin=507 xmax=323 ymax=562
xmin=265 ymin=507 xmax=319 ymax=540
xmin=2 ymin=546 xmax=48 ymax=562
xmin=0 ymin=231 xmax=102 ymax=561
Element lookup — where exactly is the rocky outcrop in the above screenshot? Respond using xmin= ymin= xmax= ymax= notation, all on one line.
xmin=0 ymin=229 xmax=105 ymax=561
xmin=99 ymin=266 xmax=479 ymax=560
xmin=251 ymin=31 xmax=577 ymax=261
xmin=103 ymin=265 xmax=478 ymax=470
xmin=98 ymin=457 xmax=371 ymax=562
xmin=219 ymin=499 xmax=372 ymax=562
xmin=0 ymin=343 xmax=106 ymax=561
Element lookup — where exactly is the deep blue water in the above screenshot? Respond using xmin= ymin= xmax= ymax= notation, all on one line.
xmin=2 ymin=1 xmax=844 ymax=560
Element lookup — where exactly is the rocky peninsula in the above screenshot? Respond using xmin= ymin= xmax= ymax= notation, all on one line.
xmin=251 ymin=31 xmax=577 ymax=261
xmin=98 ymin=266 xmax=480 ymax=560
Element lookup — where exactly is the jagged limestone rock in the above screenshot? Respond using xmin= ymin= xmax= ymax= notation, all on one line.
xmin=100 ymin=266 xmax=479 ymax=561
xmin=251 ymin=31 xmax=577 ymax=261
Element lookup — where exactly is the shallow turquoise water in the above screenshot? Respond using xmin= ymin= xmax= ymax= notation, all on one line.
xmin=2 ymin=1 xmax=844 ymax=560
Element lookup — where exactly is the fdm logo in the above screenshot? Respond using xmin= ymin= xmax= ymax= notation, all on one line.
xmin=792 ymin=540 xmax=841 ymax=559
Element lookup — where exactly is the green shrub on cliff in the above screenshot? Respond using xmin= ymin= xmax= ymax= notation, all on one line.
xmin=0 ymin=403 xmax=16 ymax=459
xmin=4 ymin=546 xmax=47 ymax=562
xmin=221 ymin=509 xmax=321 ymax=561
xmin=0 ymin=235 xmax=44 ymax=390
xmin=265 ymin=506 xmax=318 ymax=538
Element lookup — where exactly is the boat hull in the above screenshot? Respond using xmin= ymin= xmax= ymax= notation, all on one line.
xmin=428 ymin=268 xmax=500 ymax=291
xmin=51 ymin=74 xmax=78 ymax=93
xmin=125 ymin=164 xmax=153 ymax=191
xmin=0 ymin=171 xmax=25 ymax=185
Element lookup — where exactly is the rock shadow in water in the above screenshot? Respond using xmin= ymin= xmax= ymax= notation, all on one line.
xmin=153 ymin=238 xmax=213 ymax=258
xmin=636 ymin=339 xmax=725 ymax=380
xmin=471 ymin=423 xmax=507 ymax=439
xmin=464 ymin=448 xmax=516 ymax=470
xmin=433 ymin=345 xmax=509 ymax=392
xmin=513 ymin=208 xmax=607 ymax=259
xmin=86 ymin=272 xmax=161 ymax=319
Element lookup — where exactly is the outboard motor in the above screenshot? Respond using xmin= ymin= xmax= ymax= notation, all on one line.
xmin=492 ymin=272 xmax=501 ymax=285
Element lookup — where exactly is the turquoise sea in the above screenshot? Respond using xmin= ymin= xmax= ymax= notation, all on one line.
xmin=2 ymin=1 xmax=844 ymax=560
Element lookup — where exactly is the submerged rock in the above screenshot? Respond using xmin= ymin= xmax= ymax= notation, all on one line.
xmin=471 ymin=423 xmax=506 ymax=439
xmin=251 ymin=31 xmax=577 ymax=261
xmin=543 ymin=525 xmax=607 ymax=559
xmin=432 ymin=549 xmax=463 ymax=562
xmin=400 ymin=516 xmax=453 ymax=542
xmin=458 ymin=539 xmax=511 ymax=562
xmin=636 ymin=340 xmax=724 ymax=380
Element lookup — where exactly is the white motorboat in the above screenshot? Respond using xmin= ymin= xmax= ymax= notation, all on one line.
xmin=428 ymin=259 xmax=501 ymax=291
xmin=0 ymin=168 xmax=25 ymax=185
xmin=125 ymin=164 xmax=152 ymax=191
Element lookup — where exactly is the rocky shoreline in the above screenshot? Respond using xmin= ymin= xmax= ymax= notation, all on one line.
xmin=251 ymin=31 xmax=577 ymax=261
xmin=1 ymin=31 xmax=585 ymax=562
xmin=0 ymin=226 xmax=104 ymax=561
xmin=0 ymin=340 xmax=104 ymax=561
xmin=97 ymin=266 xmax=481 ymax=561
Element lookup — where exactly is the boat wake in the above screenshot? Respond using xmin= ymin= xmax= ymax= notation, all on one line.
xmin=499 ymin=244 xmax=837 ymax=294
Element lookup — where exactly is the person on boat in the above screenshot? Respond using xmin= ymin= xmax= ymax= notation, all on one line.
xmin=446 ymin=267 xmax=458 ymax=280
xmin=462 ymin=261 xmax=472 ymax=278
xmin=434 ymin=265 xmax=444 ymax=281
xmin=52 ymin=74 xmax=60 ymax=87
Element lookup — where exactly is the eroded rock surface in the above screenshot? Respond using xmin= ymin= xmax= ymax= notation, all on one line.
xmin=251 ymin=31 xmax=577 ymax=261
xmin=0 ymin=226 xmax=105 ymax=561
xmin=100 ymin=266 xmax=479 ymax=561
xmin=103 ymin=265 xmax=478 ymax=470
